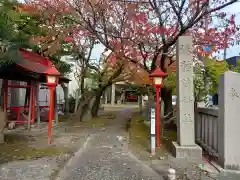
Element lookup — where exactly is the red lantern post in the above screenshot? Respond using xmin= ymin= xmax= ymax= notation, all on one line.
xmin=46 ymin=75 xmax=58 ymax=144
xmin=149 ymin=67 xmax=167 ymax=148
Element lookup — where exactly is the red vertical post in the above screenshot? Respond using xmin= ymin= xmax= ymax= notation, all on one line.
xmin=48 ymin=86 xmax=55 ymax=144
xmin=155 ymin=86 xmax=161 ymax=147
xmin=4 ymin=80 xmax=8 ymax=112
xmin=31 ymin=85 xmax=36 ymax=124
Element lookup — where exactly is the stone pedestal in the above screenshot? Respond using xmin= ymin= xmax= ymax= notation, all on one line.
xmin=172 ymin=142 xmax=202 ymax=158
xmin=218 ymin=71 xmax=240 ymax=171
xmin=172 ymin=36 xmax=202 ymax=159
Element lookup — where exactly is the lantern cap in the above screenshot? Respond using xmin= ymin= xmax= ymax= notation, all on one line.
xmin=149 ymin=67 xmax=167 ymax=78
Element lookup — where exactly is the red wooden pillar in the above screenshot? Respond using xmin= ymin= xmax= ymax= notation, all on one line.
xmin=48 ymin=85 xmax=55 ymax=144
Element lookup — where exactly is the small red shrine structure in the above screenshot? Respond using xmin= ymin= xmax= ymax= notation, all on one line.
xmin=0 ymin=48 xmax=70 ymax=144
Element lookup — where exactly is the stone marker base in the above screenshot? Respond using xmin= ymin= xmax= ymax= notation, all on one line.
xmin=172 ymin=141 xmax=202 ymax=159
xmin=218 ymin=169 xmax=240 ymax=180
xmin=211 ymin=161 xmax=240 ymax=180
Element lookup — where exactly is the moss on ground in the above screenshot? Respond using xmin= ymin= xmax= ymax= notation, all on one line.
xmin=0 ymin=134 xmax=69 ymax=164
xmin=128 ymin=114 xmax=177 ymax=161
xmin=72 ymin=113 xmax=115 ymax=128
xmin=82 ymin=116 xmax=108 ymax=128
xmin=58 ymin=114 xmax=72 ymax=122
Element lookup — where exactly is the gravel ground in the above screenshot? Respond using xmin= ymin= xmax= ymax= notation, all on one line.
xmin=150 ymin=157 xmax=219 ymax=180
xmin=56 ymin=130 xmax=164 ymax=180
xmin=2 ymin=106 xmax=218 ymax=180
xmin=55 ymin=107 xmax=164 ymax=180
xmin=0 ymin=124 xmax=90 ymax=180
xmin=0 ymin=155 xmax=70 ymax=180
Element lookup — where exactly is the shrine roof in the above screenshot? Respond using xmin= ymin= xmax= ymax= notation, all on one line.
xmin=0 ymin=49 xmax=70 ymax=83
xmin=18 ymin=49 xmax=60 ymax=76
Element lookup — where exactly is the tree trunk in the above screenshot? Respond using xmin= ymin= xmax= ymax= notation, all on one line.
xmin=91 ymin=92 xmax=102 ymax=117
xmin=161 ymin=87 xmax=173 ymax=116
xmin=80 ymin=76 xmax=85 ymax=94
xmin=0 ymin=81 xmax=6 ymax=143
xmin=74 ymin=89 xmax=80 ymax=114
xmin=81 ymin=96 xmax=95 ymax=121
xmin=61 ymin=83 xmax=69 ymax=113
xmin=76 ymin=87 xmax=106 ymax=121
xmin=75 ymin=91 xmax=95 ymax=122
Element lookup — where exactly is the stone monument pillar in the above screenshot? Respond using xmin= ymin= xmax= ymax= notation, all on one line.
xmin=172 ymin=36 xmax=202 ymax=158
xmin=218 ymin=71 xmax=240 ymax=171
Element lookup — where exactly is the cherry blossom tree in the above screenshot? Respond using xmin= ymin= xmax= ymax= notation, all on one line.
xmin=26 ymin=0 xmax=240 ymax=114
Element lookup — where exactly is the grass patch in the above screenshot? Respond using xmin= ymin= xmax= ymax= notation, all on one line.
xmin=0 ymin=134 xmax=69 ymax=164
xmin=128 ymin=114 xmax=177 ymax=161
xmin=76 ymin=115 xmax=111 ymax=128
xmin=58 ymin=114 xmax=72 ymax=122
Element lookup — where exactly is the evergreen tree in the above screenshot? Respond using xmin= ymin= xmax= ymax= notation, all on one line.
xmin=0 ymin=0 xmax=44 ymax=64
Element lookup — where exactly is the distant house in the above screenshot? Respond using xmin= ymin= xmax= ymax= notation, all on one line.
xmin=226 ymin=56 xmax=240 ymax=67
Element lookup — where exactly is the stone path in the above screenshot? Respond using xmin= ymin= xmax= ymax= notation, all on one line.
xmin=55 ymin=108 xmax=164 ymax=180
xmin=56 ymin=130 xmax=163 ymax=180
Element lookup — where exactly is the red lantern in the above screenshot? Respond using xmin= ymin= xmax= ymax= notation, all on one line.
xmin=149 ymin=67 xmax=167 ymax=88
xmin=149 ymin=67 xmax=167 ymax=148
